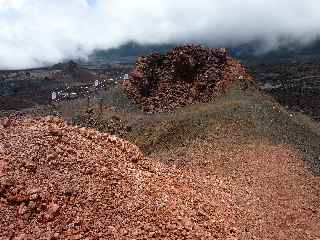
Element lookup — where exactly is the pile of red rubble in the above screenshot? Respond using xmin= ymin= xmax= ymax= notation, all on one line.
xmin=0 ymin=117 xmax=238 ymax=239
xmin=124 ymin=44 xmax=253 ymax=112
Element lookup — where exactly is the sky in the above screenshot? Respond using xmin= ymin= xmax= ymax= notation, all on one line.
xmin=0 ymin=0 xmax=320 ymax=69
xmin=87 ymin=0 xmax=97 ymax=6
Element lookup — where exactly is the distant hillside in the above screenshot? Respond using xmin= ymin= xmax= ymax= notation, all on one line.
xmin=232 ymin=39 xmax=320 ymax=61
xmin=90 ymin=40 xmax=320 ymax=63
xmin=90 ymin=42 xmax=175 ymax=63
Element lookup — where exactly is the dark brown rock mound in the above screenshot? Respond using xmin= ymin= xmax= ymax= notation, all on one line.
xmin=124 ymin=44 xmax=253 ymax=112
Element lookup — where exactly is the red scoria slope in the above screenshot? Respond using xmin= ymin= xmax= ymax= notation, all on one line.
xmin=124 ymin=44 xmax=253 ymax=112
xmin=0 ymin=117 xmax=240 ymax=239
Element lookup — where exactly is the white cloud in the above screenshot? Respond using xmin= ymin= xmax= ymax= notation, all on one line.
xmin=0 ymin=0 xmax=320 ymax=69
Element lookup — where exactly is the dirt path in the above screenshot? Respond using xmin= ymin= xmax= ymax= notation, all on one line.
xmin=154 ymin=136 xmax=320 ymax=239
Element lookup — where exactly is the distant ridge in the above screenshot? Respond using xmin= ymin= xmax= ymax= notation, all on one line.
xmin=90 ymin=40 xmax=320 ymax=64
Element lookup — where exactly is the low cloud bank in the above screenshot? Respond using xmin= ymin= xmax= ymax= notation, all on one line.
xmin=0 ymin=0 xmax=319 ymax=69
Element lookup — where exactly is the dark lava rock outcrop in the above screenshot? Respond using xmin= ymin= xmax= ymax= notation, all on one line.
xmin=124 ymin=44 xmax=253 ymax=112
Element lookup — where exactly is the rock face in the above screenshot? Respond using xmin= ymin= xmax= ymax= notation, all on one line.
xmin=0 ymin=117 xmax=238 ymax=239
xmin=124 ymin=44 xmax=253 ymax=112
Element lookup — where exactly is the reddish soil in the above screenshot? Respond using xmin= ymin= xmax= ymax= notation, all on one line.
xmin=0 ymin=117 xmax=243 ymax=239
xmin=1 ymin=111 xmax=319 ymax=239
xmin=155 ymin=137 xmax=320 ymax=240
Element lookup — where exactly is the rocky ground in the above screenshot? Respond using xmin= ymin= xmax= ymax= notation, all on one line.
xmin=1 ymin=82 xmax=320 ymax=239
xmin=0 ymin=117 xmax=249 ymax=239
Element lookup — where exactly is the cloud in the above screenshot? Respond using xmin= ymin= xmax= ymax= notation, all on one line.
xmin=0 ymin=0 xmax=320 ymax=69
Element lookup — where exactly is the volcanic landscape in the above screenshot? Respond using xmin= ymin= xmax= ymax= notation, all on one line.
xmin=1 ymin=45 xmax=320 ymax=239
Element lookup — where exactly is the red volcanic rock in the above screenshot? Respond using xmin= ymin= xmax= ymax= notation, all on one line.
xmin=0 ymin=117 xmax=238 ymax=239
